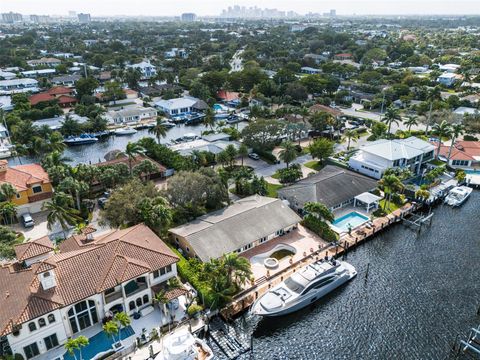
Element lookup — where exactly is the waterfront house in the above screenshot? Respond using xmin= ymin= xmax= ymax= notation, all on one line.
xmin=348 ymin=137 xmax=435 ymax=179
xmin=29 ymin=87 xmax=78 ymax=108
xmin=0 ymin=160 xmax=53 ymax=215
xmin=0 ymin=224 xmax=180 ymax=360
xmin=169 ymin=195 xmax=302 ymax=262
xmin=436 ymin=141 xmax=480 ymax=169
xmin=105 ymin=105 xmax=157 ymax=125
xmin=27 ymin=58 xmax=61 ymax=68
xmin=0 ymin=79 xmax=39 ymax=95
xmin=34 ymin=114 xmax=89 ymax=131
xmin=278 ymin=165 xmax=379 ymax=213
xmin=154 ymin=96 xmax=206 ymax=117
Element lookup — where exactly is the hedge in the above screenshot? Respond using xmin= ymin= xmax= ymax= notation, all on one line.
xmin=168 ymin=247 xmax=216 ymax=308
xmin=302 ymin=216 xmax=338 ymax=242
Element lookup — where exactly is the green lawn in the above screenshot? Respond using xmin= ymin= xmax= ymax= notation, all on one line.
xmin=271 ymin=172 xmax=280 ymax=179
xmin=304 ymin=160 xmax=324 ymax=171
xmin=266 ymin=183 xmax=283 ymax=197
xmin=429 ymin=159 xmax=445 ymax=166
xmin=379 ymin=199 xmax=401 ymax=213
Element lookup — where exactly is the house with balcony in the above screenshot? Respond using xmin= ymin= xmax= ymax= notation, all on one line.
xmin=0 ymin=160 xmax=53 ymax=215
xmin=348 ymin=137 xmax=435 ymax=179
xmin=127 ymin=60 xmax=156 ymax=79
xmin=0 ymin=224 xmax=180 ymax=360
xmin=169 ymin=195 xmax=302 ymax=262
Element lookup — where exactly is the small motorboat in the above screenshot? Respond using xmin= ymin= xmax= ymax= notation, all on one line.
xmin=155 ymin=329 xmax=214 ymax=360
xmin=0 ymin=146 xmax=12 ymax=159
xmin=444 ymin=186 xmax=473 ymax=207
xmin=114 ymin=127 xmax=137 ymax=136
xmin=64 ymin=134 xmax=99 ymax=146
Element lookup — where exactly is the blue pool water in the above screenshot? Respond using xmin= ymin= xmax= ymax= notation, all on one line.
xmin=331 ymin=212 xmax=370 ymax=232
xmin=63 ymin=326 xmax=135 ymax=360
xmin=213 ymin=103 xmax=223 ymax=111
xmin=465 ymin=169 xmax=479 ymax=174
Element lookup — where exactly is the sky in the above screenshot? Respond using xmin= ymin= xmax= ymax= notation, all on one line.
xmin=1 ymin=0 xmax=479 ymax=16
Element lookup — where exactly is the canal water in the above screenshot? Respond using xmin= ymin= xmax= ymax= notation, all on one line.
xmin=7 ymin=122 xmax=247 ymax=166
xmin=221 ymin=191 xmax=480 ymax=360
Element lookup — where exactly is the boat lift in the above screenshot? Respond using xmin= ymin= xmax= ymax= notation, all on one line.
xmin=460 ymin=326 xmax=480 ymax=357
xmin=401 ymin=210 xmax=434 ymax=233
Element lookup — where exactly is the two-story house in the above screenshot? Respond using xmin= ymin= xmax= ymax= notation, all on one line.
xmin=348 ymin=137 xmax=435 ymax=179
xmin=127 ymin=61 xmax=156 ymax=79
xmin=0 ymin=224 xmax=180 ymax=360
xmin=0 ymin=160 xmax=53 ymax=215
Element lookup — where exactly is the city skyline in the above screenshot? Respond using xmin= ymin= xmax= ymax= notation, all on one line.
xmin=1 ymin=0 xmax=480 ymax=16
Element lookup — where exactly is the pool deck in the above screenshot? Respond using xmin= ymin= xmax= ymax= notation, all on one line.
xmin=221 ymin=203 xmax=417 ymax=319
xmin=241 ymin=225 xmax=329 ymax=283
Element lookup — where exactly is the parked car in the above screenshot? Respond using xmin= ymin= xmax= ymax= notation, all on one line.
xmin=97 ymin=191 xmax=111 ymax=209
xmin=21 ymin=213 xmax=35 ymax=228
xmin=248 ymin=153 xmax=260 ymax=160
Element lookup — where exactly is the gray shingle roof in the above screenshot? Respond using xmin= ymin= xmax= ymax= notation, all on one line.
xmin=169 ymin=196 xmax=302 ymax=262
xmin=277 ymin=165 xmax=378 ymax=209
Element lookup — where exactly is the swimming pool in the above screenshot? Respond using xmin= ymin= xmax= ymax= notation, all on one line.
xmin=63 ymin=326 xmax=135 ymax=360
xmin=464 ymin=169 xmax=480 ymax=175
xmin=331 ymin=212 xmax=370 ymax=233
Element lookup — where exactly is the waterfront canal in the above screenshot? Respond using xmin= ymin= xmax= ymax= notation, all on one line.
xmin=226 ymin=191 xmax=480 ymax=360
xmin=7 ymin=122 xmax=247 ymax=166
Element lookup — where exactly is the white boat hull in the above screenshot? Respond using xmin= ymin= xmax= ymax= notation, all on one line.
xmin=251 ymin=261 xmax=357 ymax=317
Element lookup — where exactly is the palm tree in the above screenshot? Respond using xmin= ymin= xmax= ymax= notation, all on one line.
xmin=149 ymin=117 xmax=168 ymax=144
xmin=216 ymin=151 xmax=229 ymax=168
xmin=425 ymin=87 xmax=441 ymax=135
xmin=64 ymin=338 xmax=80 ymax=360
xmin=123 ymin=142 xmax=144 ymax=175
xmin=133 ymin=159 xmax=158 ymax=181
xmin=113 ymin=312 xmax=131 ymax=341
xmin=76 ymin=336 xmax=89 ymax=360
xmin=203 ymin=108 xmax=215 ymax=130
xmin=343 ymin=129 xmax=359 ymax=150
xmin=47 ymin=131 xmax=67 ymax=153
xmin=42 ymin=192 xmax=81 ymax=238
xmin=415 ymin=189 xmax=430 ymax=203
xmin=0 ymin=183 xmax=17 ymax=202
xmin=447 ymin=123 xmax=464 ymax=162
xmin=58 ymin=177 xmax=89 ymax=210
xmin=432 ymin=120 xmax=452 ymax=160
xmin=238 ymin=143 xmax=249 ymax=166
xmin=381 ymin=106 xmax=402 ymax=136
xmin=303 ymin=202 xmax=334 ymax=222
xmin=103 ymin=320 xmax=119 ymax=344
xmin=378 ymin=174 xmax=404 ymax=211
xmin=41 ymin=150 xmax=72 ymax=170
xmin=279 ymin=141 xmax=298 ymax=168
xmin=404 ymin=115 xmax=419 ymax=132
xmin=220 ymin=253 xmax=253 ymax=290
xmin=153 ymin=290 xmax=169 ymax=314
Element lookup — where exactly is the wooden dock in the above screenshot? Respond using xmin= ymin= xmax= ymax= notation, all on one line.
xmin=220 ymin=203 xmax=418 ymax=319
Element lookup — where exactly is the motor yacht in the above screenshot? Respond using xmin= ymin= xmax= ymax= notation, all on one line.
xmin=444 ymin=186 xmax=472 ymax=207
xmin=64 ymin=134 xmax=99 ymax=146
xmin=114 ymin=126 xmax=137 ymax=136
xmin=251 ymin=258 xmax=357 ymax=317
xmin=155 ymin=329 xmax=214 ymax=360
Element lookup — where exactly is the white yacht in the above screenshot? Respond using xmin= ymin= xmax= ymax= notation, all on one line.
xmin=114 ymin=126 xmax=137 ymax=136
xmin=251 ymin=258 xmax=357 ymax=317
xmin=444 ymin=186 xmax=473 ymax=207
xmin=155 ymin=329 xmax=214 ymax=360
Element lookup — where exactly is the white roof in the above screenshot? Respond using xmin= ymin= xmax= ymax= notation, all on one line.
xmin=0 ymin=78 xmax=38 ymax=86
xmin=360 ymin=137 xmax=434 ymax=161
xmin=129 ymin=61 xmax=155 ymax=69
xmin=438 ymin=72 xmax=457 ymax=79
xmin=354 ymin=192 xmax=383 ymax=204
xmin=454 ymin=106 xmax=478 ymax=115
xmin=155 ymin=97 xmax=197 ymax=110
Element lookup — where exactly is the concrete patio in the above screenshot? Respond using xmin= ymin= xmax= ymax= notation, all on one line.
xmin=241 ymin=225 xmax=328 ymax=282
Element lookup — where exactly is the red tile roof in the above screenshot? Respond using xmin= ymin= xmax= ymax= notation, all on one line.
xmin=0 ymin=162 xmax=50 ymax=191
xmin=309 ymin=104 xmax=343 ymax=117
xmin=47 ymin=86 xmax=73 ymax=96
xmin=216 ymin=90 xmax=240 ymax=102
xmin=1 ymin=224 xmax=178 ymax=336
xmin=29 ymin=87 xmax=75 ymax=106
xmin=15 ymin=237 xmax=54 ymax=261
xmin=436 ymin=141 xmax=480 ymax=161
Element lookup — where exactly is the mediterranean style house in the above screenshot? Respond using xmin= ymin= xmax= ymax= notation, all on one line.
xmin=436 ymin=141 xmax=480 ymax=169
xmin=0 ymin=160 xmax=53 ymax=215
xmin=348 ymin=137 xmax=435 ymax=179
xmin=0 ymin=224 xmax=179 ymax=360
xmin=169 ymin=195 xmax=302 ymax=262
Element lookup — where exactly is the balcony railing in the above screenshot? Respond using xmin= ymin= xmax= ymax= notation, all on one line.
xmin=124 ymin=282 xmax=148 ymax=298
xmin=104 ymin=290 xmax=123 ymax=304
xmin=28 ymin=192 xmax=53 ymax=203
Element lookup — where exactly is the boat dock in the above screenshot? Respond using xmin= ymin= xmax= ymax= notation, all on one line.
xmin=450 ymin=324 xmax=480 ymax=359
xmin=208 ymin=316 xmax=251 ymax=359
xmin=220 ymin=203 xmax=419 ymax=319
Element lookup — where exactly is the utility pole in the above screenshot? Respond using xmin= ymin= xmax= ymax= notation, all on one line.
xmin=425 ymin=102 xmax=433 ymax=136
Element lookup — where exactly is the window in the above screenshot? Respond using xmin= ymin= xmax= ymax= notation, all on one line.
xmin=452 ymin=160 xmax=469 ymax=166
xmin=153 ymin=270 xmax=159 ymax=278
xmin=44 ymin=334 xmax=59 ymax=350
xmin=47 ymin=314 xmax=55 ymax=324
xmin=129 ymin=301 xmax=135 ymax=311
xmin=16 ymin=193 xmax=21 ymax=199
xmin=136 ymin=298 xmax=142 ymax=307
xmin=23 ymin=343 xmax=39 ymax=359
xmin=143 ymin=295 xmax=149 ymax=304
xmin=31 ymin=185 xmax=42 ymax=194
xmin=44 ymin=271 xmax=50 ymax=277
xmin=38 ymin=318 xmax=46 ymax=328
xmin=28 ymin=322 xmax=36 ymax=332
xmin=68 ymin=300 xmax=98 ymax=334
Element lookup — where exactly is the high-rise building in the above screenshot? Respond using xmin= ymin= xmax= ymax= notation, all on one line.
xmin=30 ymin=15 xmax=50 ymax=24
xmin=330 ymin=9 xmax=337 ymax=17
xmin=77 ymin=13 xmax=91 ymax=23
xmin=1 ymin=12 xmax=23 ymax=24
xmin=68 ymin=11 xmax=77 ymax=18
xmin=181 ymin=13 xmax=197 ymax=22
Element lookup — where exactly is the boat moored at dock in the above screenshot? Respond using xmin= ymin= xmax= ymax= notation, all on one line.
xmin=114 ymin=126 xmax=138 ymax=136
xmin=444 ymin=186 xmax=473 ymax=207
xmin=154 ymin=329 xmax=214 ymax=360
xmin=251 ymin=258 xmax=357 ymax=317
xmin=64 ymin=134 xmax=99 ymax=146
